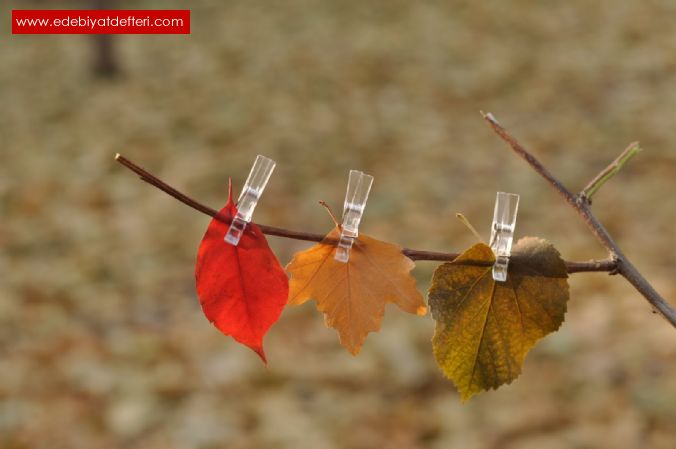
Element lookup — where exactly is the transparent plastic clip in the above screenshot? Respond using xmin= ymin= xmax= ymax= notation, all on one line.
xmin=489 ymin=192 xmax=520 ymax=282
xmin=335 ymin=170 xmax=374 ymax=263
xmin=224 ymin=155 xmax=276 ymax=246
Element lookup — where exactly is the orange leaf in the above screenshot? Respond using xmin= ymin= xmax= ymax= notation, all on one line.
xmin=286 ymin=228 xmax=427 ymax=355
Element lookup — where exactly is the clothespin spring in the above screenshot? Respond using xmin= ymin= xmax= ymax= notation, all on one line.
xmin=224 ymin=155 xmax=276 ymax=246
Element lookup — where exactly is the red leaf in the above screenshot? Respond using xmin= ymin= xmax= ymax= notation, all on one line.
xmin=195 ymin=180 xmax=289 ymax=363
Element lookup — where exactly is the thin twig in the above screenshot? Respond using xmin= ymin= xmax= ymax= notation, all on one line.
xmin=481 ymin=113 xmax=676 ymax=328
xmin=581 ymin=142 xmax=641 ymax=201
xmin=115 ymin=154 xmax=614 ymax=274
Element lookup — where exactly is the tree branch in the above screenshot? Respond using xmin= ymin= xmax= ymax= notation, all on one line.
xmin=481 ymin=113 xmax=676 ymax=328
xmin=114 ymin=154 xmax=613 ymax=273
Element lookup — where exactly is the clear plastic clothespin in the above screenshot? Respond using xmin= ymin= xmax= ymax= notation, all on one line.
xmin=224 ymin=155 xmax=276 ymax=246
xmin=489 ymin=192 xmax=520 ymax=282
xmin=335 ymin=170 xmax=374 ymax=263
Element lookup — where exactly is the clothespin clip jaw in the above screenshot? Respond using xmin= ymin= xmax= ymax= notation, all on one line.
xmin=335 ymin=170 xmax=374 ymax=263
xmin=489 ymin=192 xmax=519 ymax=282
xmin=224 ymin=155 xmax=276 ymax=246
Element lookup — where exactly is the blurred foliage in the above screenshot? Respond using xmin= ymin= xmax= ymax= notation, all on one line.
xmin=1 ymin=0 xmax=675 ymax=448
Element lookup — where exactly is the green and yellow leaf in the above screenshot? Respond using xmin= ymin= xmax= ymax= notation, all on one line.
xmin=428 ymin=237 xmax=569 ymax=401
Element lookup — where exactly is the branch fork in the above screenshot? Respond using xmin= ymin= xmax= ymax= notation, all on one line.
xmin=480 ymin=113 xmax=675 ymax=327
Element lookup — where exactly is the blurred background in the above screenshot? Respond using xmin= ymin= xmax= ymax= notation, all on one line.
xmin=2 ymin=0 xmax=676 ymax=448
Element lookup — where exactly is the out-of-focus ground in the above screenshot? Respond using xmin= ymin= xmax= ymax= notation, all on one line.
xmin=2 ymin=0 xmax=676 ymax=448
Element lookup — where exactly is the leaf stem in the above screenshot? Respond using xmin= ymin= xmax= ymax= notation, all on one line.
xmin=319 ymin=200 xmax=341 ymax=228
xmin=456 ymin=213 xmax=485 ymax=244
